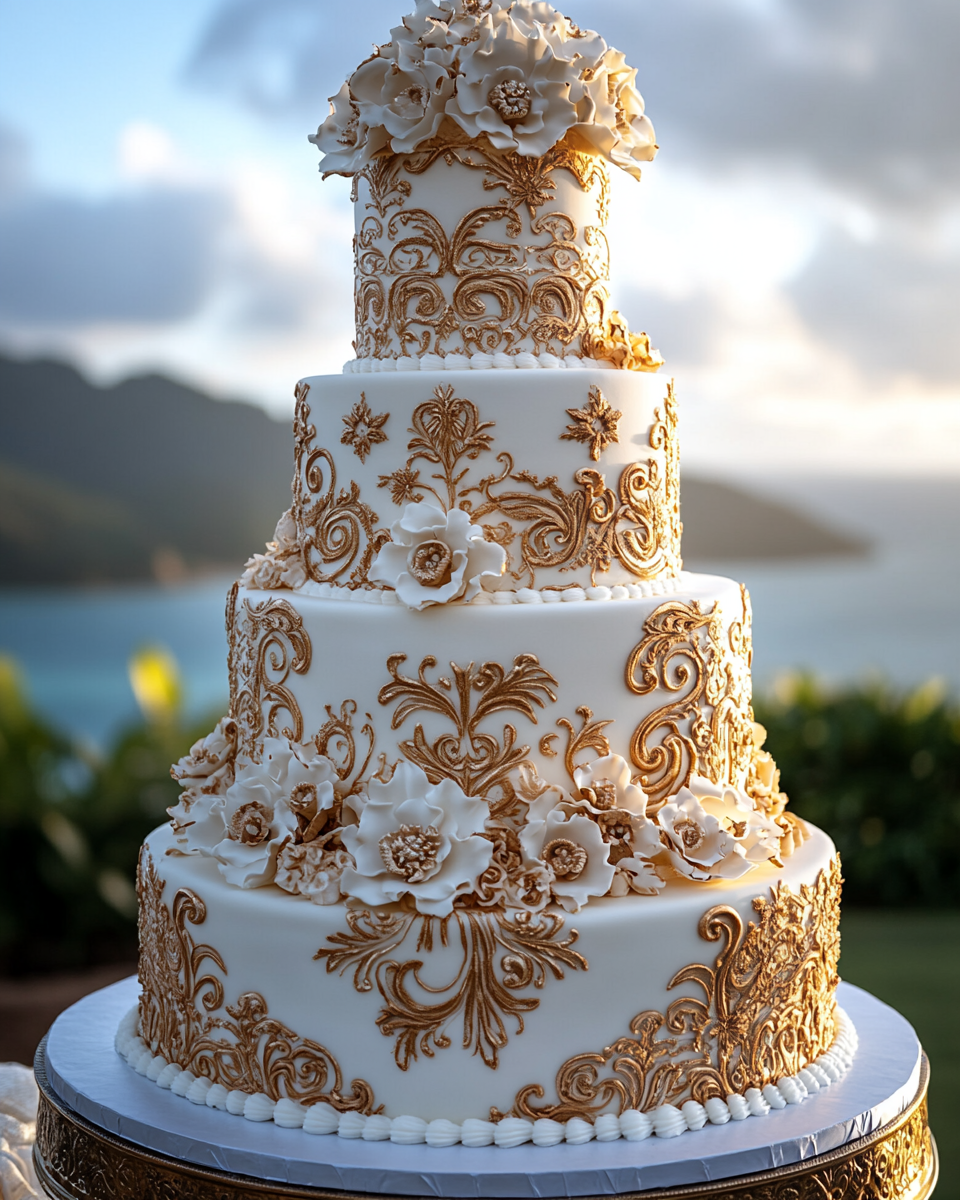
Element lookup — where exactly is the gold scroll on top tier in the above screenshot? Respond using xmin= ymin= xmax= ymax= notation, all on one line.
xmin=352 ymin=130 xmax=662 ymax=369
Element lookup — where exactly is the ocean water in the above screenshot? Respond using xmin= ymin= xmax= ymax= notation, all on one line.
xmin=1 ymin=476 xmax=957 ymax=748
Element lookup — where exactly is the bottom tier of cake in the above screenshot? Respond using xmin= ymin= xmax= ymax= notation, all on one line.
xmin=135 ymin=824 xmax=841 ymax=1126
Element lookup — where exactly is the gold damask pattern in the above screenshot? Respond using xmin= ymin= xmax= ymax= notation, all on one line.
xmin=352 ymin=130 xmax=631 ymax=363
xmin=560 ymin=384 xmax=621 ymax=461
xmin=504 ymin=857 xmax=842 ymax=1121
xmin=626 ymin=583 xmax=753 ymax=808
xmin=378 ymin=652 xmax=559 ymax=797
xmin=340 ymin=393 xmax=388 ymax=463
xmin=227 ymin=586 xmax=311 ymax=756
xmin=136 ymin=851 xmax=377 ymax=1113
xmin=292 ymin=382 xmax=390 ymax=587
xmin=314 ymin=907 xmax=587 ymax=1071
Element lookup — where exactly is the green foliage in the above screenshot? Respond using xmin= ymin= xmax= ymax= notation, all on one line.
xmin=0 ymin=655 xmax=219 ymax=977
xmin=755 ymin=676 xmax=960 ymax=907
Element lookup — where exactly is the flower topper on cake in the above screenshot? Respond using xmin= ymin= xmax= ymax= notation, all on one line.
xmin=310 ymin=0 xmax=657 ymax=179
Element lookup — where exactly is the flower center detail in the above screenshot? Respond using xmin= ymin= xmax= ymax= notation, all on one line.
xmin=380 ymin=824 xmax=443 ymax=883
xmin=542 ymin=837 xmax=588 ymax=880
xmin=598 ymin=810 xmax=632 ymax=844
xmin=230 ymin=801 xmax=273 ymax=846
xmin=409 ymin=540 xmax=454 ymax=587
xmin=588 ymin=779 xmax=618 ymax=810
xmin=673 ymin=818 xmax=705 ymax=852
xmin=488 ymin=79 xmax=533 ymax=124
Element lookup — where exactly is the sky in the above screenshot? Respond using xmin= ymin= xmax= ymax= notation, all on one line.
xmin=1 ymin=0 xmax=959 ymax=475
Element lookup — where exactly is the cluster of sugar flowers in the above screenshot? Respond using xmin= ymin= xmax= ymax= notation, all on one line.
xmin=310 ymin=0 xmax=657 ymax=179
xmin=169 ymin=723 xmax=790 ymax=913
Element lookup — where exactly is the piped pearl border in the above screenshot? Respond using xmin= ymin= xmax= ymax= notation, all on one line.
xmin=294 ymin=574 xmax=684 ymax=607
xmin=344 ymin=353 xmax=619 ymax=374
xmin=115 ymin=1007 xmax=857 ymax=1149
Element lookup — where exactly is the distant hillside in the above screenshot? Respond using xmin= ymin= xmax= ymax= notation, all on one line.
xmin=0 ymin=355 xmax=292 ymax=585
xmin=0 ymin=355 xmax=866 ymax=585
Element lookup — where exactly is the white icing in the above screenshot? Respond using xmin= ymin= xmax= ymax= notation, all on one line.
xmin=362 ymin=1114 xmax=393 ymax=1141
xmin=303 ymin=1104 xmax=340 ymax=1135
xmin=243 ymin=1093 xmax=277 ymax=1123
xmin=651 ymin=1105 xmax=686 ymax=1139
xmin=337 ymin=1112 xmax=366 ymax=1139
xmin=426 ymin=1119 xmax=461 ymax=1147
xmin=704 ymin=1097 xmax=731 ymax=1126
xmin=274 ymin=1099 xmax=307 ymax=1129
xmin=726 ymin=1094 xmax=750 ymax=1121
xmin=346 ymin=353 xmax=613 ymax=374
xmin=226 ymin=1090 xmax=247 ymax=1116
xmin=206 ymin=1084 xmax=229 ymax=1111
xmin=532 ymin=1118 xmax=565 ymax=1147
xmin=170 ymin=1071 xmax=195 ymax=1098
xmin=565 ymin=1117 xmax=595 ymax=1145
xmin=681 ymin=1100 xmax=707 ymax=1131
xmin=593 ymin=1113 xmax=622 ymax=1142
xmin=390 ymin=1115 xmax=428 ymax=1145
xmin=620 ymin=1110 xmax=653 ymax=1141
xmin=494 ymin=1117 xmax=534 ymax=1147
xmin=186 ymin=1077 xmax=213 ymax=1105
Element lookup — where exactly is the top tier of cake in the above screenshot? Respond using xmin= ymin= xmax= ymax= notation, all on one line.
xmin=311 ymin=0 xmax=661 ymax=371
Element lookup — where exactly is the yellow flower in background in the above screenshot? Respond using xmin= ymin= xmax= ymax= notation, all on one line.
xmin=128 ymin=645 xmax=182 ymax=723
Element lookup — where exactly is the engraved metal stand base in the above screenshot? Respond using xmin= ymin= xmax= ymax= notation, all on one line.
xmin=34 ymin=980 xmax=937 ymax=1200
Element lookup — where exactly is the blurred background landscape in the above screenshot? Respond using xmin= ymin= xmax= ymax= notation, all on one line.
xmin=1 ymin=0 xmax=959 ymax=1191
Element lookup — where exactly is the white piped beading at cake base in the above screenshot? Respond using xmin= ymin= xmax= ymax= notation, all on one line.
xmin=344 ymin=354 xmax=619 ymax=374
xmin=294 ymin=575 xmax=684 ymax=606
xmin=115 ymin=1005 xmax=859 ymax=1150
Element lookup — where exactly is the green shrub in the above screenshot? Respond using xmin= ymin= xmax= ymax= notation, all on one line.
xmin=755 ymin=676 xmax=960 ymax=907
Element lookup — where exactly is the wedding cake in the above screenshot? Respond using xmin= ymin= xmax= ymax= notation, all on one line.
xmin=120 ymin=0 xmax=853 ymax=1151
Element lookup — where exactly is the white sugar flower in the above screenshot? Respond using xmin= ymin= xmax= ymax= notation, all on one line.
xmin=569 ymin=49 xmax=657 ymax=180
xmin=241 ymin=508 xmax=307 ymax=591
xmin=450 ymin=17 xmax=577 ymax=155
xmin=657 ymin=775 xmax=781 ymax=882
xmin=520 ymin=807 xmax=614 ymax=912
xmin=370 ymin=501 xmax=505 ymax=609
xmin=339 ymin=762 xmax=493 ymax=916
xmin=309 ymin=81 xmax=391 ymax=177
xmin=610 ymin=854 xmax=665 ymax=896
xmin=167 ymin=718 xmax=238 ymax=855
xmin=209 ymin=739 xmax=339 ymax=889
xmin=351 ymin=55 xmax=455 ymax=154
xmin=573 ymin=754 xmax=647 ymax=816
xmin=275 ymin=834 xmax=353 ymax=906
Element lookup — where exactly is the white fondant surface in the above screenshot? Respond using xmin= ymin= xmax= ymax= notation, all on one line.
xmin=142 ymin=824 xmax=835 ymax=1124
xmin=45 ymin=980 xmax=920 ymax=1197
xmin=234 ymin=571 xmax=749 ymax=795
xmin=295 ymin=368 xmax=675 ymax=592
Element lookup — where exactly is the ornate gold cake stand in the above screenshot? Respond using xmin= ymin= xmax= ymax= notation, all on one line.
xmin=34 ymin=1038 xmax=936 ymax=1200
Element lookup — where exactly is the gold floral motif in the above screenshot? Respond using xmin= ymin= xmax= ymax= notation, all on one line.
xmin=581 ymin=309 xmax=664 ymax=372
xmin=625 ymin=586 xmax=754 ymax=809
xmin=378 ymin=383 xmax=494 ymax=510
xmin=137 ymin=851 xmax=377 ymax=1112
xmin=503 ymin=857 xmax=842 ymax=1121
xmin=340 ymin=393 xmax=389 ymax=463
xmin=315 ymin=907 xmax=587 ymax=1070
xmin=379 ymin=652 xmax=558 ymax=797
xmin=352 ymin=131 xmax=627 ymax=362
xmin=227 ymin=592 xmax=311 ymax=756
xmin=540 ymin=705 xmax=614 ymax=786
xmin=292 ymin=382 xmax=390 ymax=587
xmin=560 ymin=385 xmax=622 ymax=461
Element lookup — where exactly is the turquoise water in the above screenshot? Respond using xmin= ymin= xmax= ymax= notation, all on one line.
xmin=1 ymin=477 xmax=957 ymax=747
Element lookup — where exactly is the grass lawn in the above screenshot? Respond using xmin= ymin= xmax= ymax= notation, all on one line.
xmin=839 ymin=910 xmax=960 ymax=1197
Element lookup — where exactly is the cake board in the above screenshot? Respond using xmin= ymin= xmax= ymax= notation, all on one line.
xmin=34 ymin=978 xmax=936 ymax=1200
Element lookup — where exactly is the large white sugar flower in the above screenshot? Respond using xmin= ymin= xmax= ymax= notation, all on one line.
xmin=275 ymin=833 xmax=353 ymax=906
xmin=209 ymin=739 xmax=339 ymax=889
xmin=657 ymin=775 xmax=781 ymax=882
xmin=339 ymin=762 xmax=493 ymax=916
xmin=520 ymin=807 xmax=614 ymax=913
xmin=451 ymin=17 xmax=577 ymax=155
xmin=351 ymin=55 xmax=455 ymax=154
xmin=310 ymin=81 xmax=391 ymax=177
xmin=569 ymin=48 xmax=657 ymax=180
xmin=167 ymin=718 xmax=238 ymax=855
xmin=370 ymin=501 xmax=505 ymax=609
xmin=573 ymin=754 xmax=647 ymax=816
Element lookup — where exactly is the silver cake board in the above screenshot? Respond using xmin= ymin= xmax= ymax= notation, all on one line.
xmin=40 ymin=978 xmax=924 ymax=1198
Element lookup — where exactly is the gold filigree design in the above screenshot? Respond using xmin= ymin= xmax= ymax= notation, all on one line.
xmin=315 ymin=907 xmax=586 ymax=1070
xmin=560 ymin=384 xmax=621 ymax=461
xmin=137 ymin=851 xmax=376 ymax=1112
xmin=581 ymin=309 xmax=664 ymax=373
xmin=540 ymin=705 xmax=614 ymax=786
xmin=314 ymin=699 xmax=376 ymax=796
xmin=228 ymin=593 xmax=311 ymax=756
xmin=352 ymin=131 xmax=626 ymax=362
xmin=378 ymin=383 xmax=494 ymax=510
xmin=379 ymin=652 xmax=558 ymax=797
xmin=340 ymin=393 xmax=388 ymax=463
xmin=625 ymin=585 xmax=754 ymax=808
xmin=292 ymin=382 xmax=389 ymax=587
xmin=504 ymin=857 xmax=842 ymax=1121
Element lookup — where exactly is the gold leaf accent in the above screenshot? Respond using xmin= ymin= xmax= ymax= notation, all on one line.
xmin=379 ymin=652 xmax=558 ymax=797
xmin=505 ymin=857 xmax=842 ymax=1120
xmin=340 ymin=393 xmax=389 ymax=463
xmin=228 ymin=593 xmax=311 ymax=757
xmin=560 ymin=384 xmax=622 ymax=461
xmin=293 ymin=382 xmax=390 ymax=587
xmin=625 ymin=585 xmax=754 ymax=809
xmin=137 ymin=850 xmax=377 ymax=1112
xmin=315 ymin=907 xmax=587 ymax=1070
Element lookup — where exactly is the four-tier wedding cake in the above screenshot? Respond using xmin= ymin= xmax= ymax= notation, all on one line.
xmin=119 ymin=0 xmax=853 ymax=1151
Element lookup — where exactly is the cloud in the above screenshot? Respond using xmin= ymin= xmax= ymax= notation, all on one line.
xmin=788 ymin=229 xmax=960 ymax=383
xmin=0 ymin=187 xmax=226 ymax=323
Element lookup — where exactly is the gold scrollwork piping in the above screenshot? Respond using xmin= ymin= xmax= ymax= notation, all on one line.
xmin=502 ymin=856 xmax=842 ymax=1122
xmin=228 ymin=592 xmax=311 ymax=756
xmin=293 ymin=382 xmax=390 ymax=588
xmin=341 ymin=393 xmax=389 ymax=464
xmin=314 ymin=907 xmax=587 ymax=1071
xmin=137 ymin=851 xmax=377 ymax=1113
xmin=626 ymin=584 xmax=754 ymax=808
